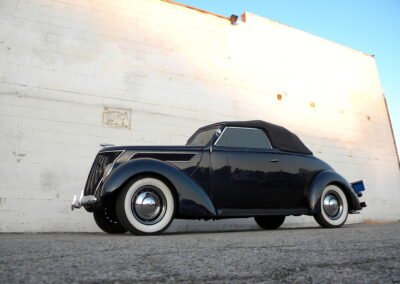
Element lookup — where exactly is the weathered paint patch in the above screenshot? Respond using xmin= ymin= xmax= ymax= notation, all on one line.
xmin=40 ymin=170 xmax=59 ymax=192
xmin=12 ymin=151 xmax=27 ymax=163
xmin=102 ymin=107 xmax=131 ymax=129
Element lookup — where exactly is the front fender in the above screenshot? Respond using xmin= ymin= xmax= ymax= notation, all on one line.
xmin=99 ymin=158 xmax=216 ymax=218
xmin=307 ymin=170 xmax=361 ymax=213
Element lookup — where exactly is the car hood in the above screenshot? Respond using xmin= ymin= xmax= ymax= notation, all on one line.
xmin=98 ymin=145 xmax=204 ymax=153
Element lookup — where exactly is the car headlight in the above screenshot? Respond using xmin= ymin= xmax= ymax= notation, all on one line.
xmin=103 ymin=163 xmax=114 ymax=179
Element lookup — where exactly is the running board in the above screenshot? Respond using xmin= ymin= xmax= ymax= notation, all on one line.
xmin=217 ymin=208 xmax=308 ymax=217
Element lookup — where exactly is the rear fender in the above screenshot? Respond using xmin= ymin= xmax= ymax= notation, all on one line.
xmin=99 ymin=158 xmax=216 ymax=218
xmin=307 ymin=170 xmax=361 ymax=213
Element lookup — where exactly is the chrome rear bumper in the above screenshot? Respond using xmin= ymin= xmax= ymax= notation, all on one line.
xmin=71 ymin=190 xmax=97 ymax=211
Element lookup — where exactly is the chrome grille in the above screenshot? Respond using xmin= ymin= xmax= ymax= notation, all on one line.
xmin=83 ymin=151 xmax=123 ymax=196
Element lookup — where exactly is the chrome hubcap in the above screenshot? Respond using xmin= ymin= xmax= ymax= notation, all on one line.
xmin=135 ymin=192 xmax=161 ymax=220
xmin=131 ymin=186 xmax=166 ymax=225
xmin=323 ymin=192 xmax=343 ymax=220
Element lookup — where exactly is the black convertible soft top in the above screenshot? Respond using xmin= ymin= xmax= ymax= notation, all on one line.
xmin=200 ymin=120 xmax=313 ymax=155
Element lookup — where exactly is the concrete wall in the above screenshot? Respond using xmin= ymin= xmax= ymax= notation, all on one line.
xmin=0 ymin=0 xmax=399 ymax=232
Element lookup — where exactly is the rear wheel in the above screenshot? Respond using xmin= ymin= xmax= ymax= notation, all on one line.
xmin=116 ymin=177 xmax=175 ymax=235
xmin=93 ymin=204 xmax=127 ymax=234
xmin=314 ymin=184 xmax=348 ymax=228
xmin=255 ymin=215 xmax=285 ymax=230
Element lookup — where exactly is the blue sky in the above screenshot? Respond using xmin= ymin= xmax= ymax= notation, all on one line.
xmin=177 ymin=0 xmax=400 ymax=154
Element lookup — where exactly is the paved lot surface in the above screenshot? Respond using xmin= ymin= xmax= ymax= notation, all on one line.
xmin=1 ymin=223 xmax=400 ymax=283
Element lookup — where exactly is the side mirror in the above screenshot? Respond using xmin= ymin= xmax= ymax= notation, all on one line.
xmin=210 ymin=129 xmax=222 ymax=154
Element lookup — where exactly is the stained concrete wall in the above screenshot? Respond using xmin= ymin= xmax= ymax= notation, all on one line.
xmin=0 ymin=0 xmax=399 ymax=232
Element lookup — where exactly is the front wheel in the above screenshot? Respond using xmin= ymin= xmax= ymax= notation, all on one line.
xmin=93 ymin=205 xmax=127 ymax=234
xmin=314 ymin=184 xmax=348 ymax=228
xmin=255 ymin=215 xmax=285 ymax=230
xmin=116 ymin=177 xmax=175 ymax=235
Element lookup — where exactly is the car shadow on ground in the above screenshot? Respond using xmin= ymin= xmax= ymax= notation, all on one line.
xmin=94 ymin=224 xmax=361 ymax=237
xmin=162 ymin=225 xmax=357 ymax=236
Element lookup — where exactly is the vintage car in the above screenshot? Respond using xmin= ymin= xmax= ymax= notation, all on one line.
xmin=71 ymin=120 xmax=366 ymax=235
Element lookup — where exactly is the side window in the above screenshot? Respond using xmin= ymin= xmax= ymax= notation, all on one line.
xmin=214 ymin=127 xmax=272 ymax=150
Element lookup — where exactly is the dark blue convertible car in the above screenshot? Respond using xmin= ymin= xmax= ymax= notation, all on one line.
xmin=72 ymin=120 xmax=366 ymax=235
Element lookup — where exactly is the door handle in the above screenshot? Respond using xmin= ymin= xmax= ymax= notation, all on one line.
xmin=269 ymin=159 xmax=280 ymax=163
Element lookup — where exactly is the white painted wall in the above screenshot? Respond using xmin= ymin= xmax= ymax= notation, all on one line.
xmin=0 ymin=0 xmax=399 ymax=232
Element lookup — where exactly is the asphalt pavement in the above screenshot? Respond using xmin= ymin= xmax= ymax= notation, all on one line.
xmin=1 ymin=223 xmax=400 ymax=283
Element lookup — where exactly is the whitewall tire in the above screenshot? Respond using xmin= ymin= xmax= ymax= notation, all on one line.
xmin=314 ymin=184 xmax=348 ymax=228
xmin=116 ymin=177 xmax=175 ymax=235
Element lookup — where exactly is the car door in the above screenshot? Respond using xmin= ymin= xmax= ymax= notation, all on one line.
xmin=209 ymin=127 xmax=283 ymax=209
xmin=277 ymin=152 xmax=319 ymax=208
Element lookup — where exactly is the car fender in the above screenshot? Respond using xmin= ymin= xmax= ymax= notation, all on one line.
xmin=99 ymin=158 xmax=217 ymax=218
xmin=307 ymin=170 xmax=361 ymax=213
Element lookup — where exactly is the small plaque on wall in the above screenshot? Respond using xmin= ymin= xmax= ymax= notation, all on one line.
xmin=103 ymin=107 xmax=131 ymax=129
